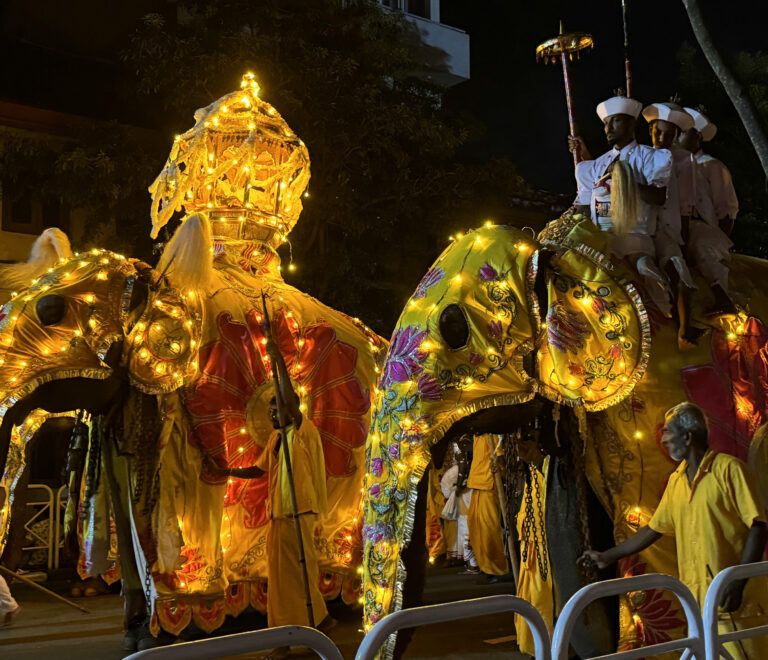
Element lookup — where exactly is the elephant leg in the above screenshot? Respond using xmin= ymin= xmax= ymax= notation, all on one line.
xmin=101 ymin=434 xmax=146 ymax=631
xmin=2 ymin=463 xmax=31 ymax=569
xmin=393 ymin=470 xmax=429 ymax=660
xmin=546 ymin=455 xmax=618 ymax=657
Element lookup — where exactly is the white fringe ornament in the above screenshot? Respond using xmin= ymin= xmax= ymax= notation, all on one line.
xmin=156 ymin=213 xmax=214 ymax=292
xmin=610 ymin=160 xmax=639 ymax=235
xmin=0 ymin=227 xmax=73 ymax=289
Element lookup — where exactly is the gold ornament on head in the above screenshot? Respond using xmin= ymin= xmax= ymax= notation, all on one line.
xmin=149 ymin=72 xmax=311 ymax=260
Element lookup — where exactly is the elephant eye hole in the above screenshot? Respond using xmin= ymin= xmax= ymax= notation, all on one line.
xmin=439 ymin=304 xmax=470 ymax=349
xmin=36 ymin=294 xmax=67 ymax=326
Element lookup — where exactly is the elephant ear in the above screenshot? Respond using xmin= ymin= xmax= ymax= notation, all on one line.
xmin=125 ymin=286 xmax=202 ymax=394
xmin=536 ymin=242 xmax=650 ymax=411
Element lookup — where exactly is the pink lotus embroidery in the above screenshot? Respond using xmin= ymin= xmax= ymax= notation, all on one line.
xmin=479 ymin=262 xmax=497 ymax=281
xmin=546 ymin=301 xmax=590 ymax=355
xmin=382 ymin=325 xmax=428 ymax=388
xmin=417 ymin=373 xmax=443 ymax=401
xmin=413 ymin=267 xmax=445 ymax=300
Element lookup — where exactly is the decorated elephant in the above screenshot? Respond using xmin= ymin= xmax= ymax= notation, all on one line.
xmin=0 ymin=229 xmax=384 ymax=646
xmin=361 ymin=217 xmax=768 ymax=658
xmin=0 ymin=74 xmax=386 ymax=649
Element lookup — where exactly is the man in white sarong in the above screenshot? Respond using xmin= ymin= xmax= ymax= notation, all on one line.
xmin=440 ymin=438 xmax=478 ymax=573
xmin=679 ymin=106 xmax=739 ymax=315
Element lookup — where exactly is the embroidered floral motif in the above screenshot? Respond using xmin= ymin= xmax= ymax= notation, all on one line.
xmin=619 ymin=556 xmax=686 ymax=649
xmin=413 ymin=267 xmax=445 ymax=299
xmin=417 ymin=373 xmax=443 ymax=401
xmin=479 ymin=262 xmax=497 ymax=281
xmin=546 ymin=301 xmax=590 ymax=355
xmin=381 ymin=325 xmax=428 ymax=388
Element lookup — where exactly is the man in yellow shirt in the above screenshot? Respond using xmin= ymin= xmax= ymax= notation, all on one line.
xmin=466 ymin=434 xmax=509 ymax=577
xmin=586 ymin=402 xmax=768 ymax=659
xmin=208 ymin=337 xmax=333 ymax=659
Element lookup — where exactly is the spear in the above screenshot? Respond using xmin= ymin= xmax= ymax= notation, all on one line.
xmin=0 ymin=565 xmax=89 ymax=614
xmin=536 ymin=22 xmax=594 ymax=166
xmin=261 ymin=292 xmax=315 ymax=628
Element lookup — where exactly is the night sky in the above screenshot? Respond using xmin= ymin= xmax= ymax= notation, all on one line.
xmin=0 ymin=1 xmax=764 ymax=199
xmin=441 ymin=0 xmax=765 ymax=194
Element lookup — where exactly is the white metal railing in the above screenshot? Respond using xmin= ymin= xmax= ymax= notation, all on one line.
xmin=355 ymin=594 xmax=551 ymax=660
xmin=122 ymin=626 xmax=343 ymax=660
xmin=703 ymin=561 xmax=768 ymax=659
xmin=22 ymin=483 xmax=55 ymax=570
xmin=551 ymin=573 xmax=705 ymax=660
xmin=54 ymin=484 xmax=67 ymax=569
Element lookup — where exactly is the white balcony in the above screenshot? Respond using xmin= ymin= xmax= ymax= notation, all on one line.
xmin=378 ymin=0 xmax=470 ymax=87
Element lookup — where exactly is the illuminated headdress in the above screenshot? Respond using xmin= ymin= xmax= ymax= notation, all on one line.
xmin=149 ymin=73 xmax=310 ymax=271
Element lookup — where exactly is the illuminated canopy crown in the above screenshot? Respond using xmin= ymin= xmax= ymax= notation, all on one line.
xmin=149 ymin=73 xmax=310 ymax=257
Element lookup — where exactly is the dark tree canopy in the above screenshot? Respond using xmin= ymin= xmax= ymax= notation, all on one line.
xmin=674 ymin=43 xmax=768 ymax=259
xmin=1 ymin=0 xmax=530 ymax=333
xmin=124 ymin=0 xmax=529 ymax=331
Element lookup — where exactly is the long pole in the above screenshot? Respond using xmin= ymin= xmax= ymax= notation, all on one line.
xmin=261 ymin=294 xmax=315 ymax=629
xmin=0 ymin=565 xmax=90 ymax=614
xmin=560 ymin=51 xmax=580 ymax=167
xmin=621 ymin=0 xmax=633 ymax=97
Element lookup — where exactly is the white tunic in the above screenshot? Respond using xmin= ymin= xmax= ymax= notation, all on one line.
xmin=693 ymin=151 xmax=739 ymax=223
xmin=687 ymin=151 xmax=738 ymax=289
xmin=574 ymin=140 xmax=673 ymax=239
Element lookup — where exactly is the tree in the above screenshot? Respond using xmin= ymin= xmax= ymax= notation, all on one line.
xmin=681 ymin=0 xmax=768 ymax=182
xmin=675 ymin=43 xmax=768 ymax=258
xmin=0 ymin=122 xmax=164 ymax=260
xmin=123 ymin=0 xmax=529 ymax=331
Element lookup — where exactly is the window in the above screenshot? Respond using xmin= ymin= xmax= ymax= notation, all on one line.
xmin=405 ymin=0 xmax=430 ymax=19
xmin=1 ymin=184 xmax=68 ymax=235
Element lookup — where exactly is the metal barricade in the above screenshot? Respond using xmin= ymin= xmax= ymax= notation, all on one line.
xmin=122 ymin=626 xmax=343 ymax=660
xmin=551 ymin=573 xmax=705 ymax=660
xmin=355 ymin=594 xmax=552 ymax=660
xmin=54 ymin=484 xmax=67 ymax=569
xmin=22 ymin=483 xmax=55 ymax=570
xmin=703 ymin=561 xmax=768 ymax=659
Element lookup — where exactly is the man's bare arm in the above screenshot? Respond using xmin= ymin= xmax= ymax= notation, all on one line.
xmin=582 ymin=525 xmax=663 ymax=569
xmin=205 ymin=454 xmax=265 ymax=480
xmin=721 ymin=520 xmax=767 ymax=612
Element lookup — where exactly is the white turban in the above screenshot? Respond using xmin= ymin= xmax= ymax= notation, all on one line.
xmin=684 ymin=106 xmax=717 ymax=141
xmin=642 ymin=103 xmax=694 ymax=131
xmin=596 ymin=96 xmax=643 ymax=121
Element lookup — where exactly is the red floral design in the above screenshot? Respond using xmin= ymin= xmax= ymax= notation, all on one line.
xmin=186 ymin=308 xmax=371 ymax=528
xmin=618 ymin=555 xmax=686 ymax=649
xmin=681 ymin=316 xmax=768 ymax=460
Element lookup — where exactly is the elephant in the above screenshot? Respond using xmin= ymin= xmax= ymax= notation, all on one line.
xmin=361 ymin=217 xmax=768 ymax=659
xmin=0 ymin=224 xmax=385 ymax=649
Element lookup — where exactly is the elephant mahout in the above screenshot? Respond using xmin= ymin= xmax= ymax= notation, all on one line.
xmin=361 ymin=217 xmax=768 ymax=658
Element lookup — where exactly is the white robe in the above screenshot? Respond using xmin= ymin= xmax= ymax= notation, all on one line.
xmin=574 ymin=140 xmax=672 ymax=260
xmin=654 ymin=144 xmax=696 ymax=289
xmin=687 ymin=151 xmax=739 ymax=289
